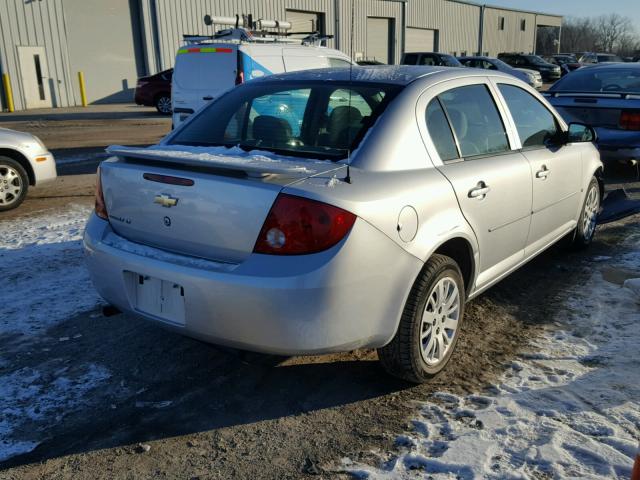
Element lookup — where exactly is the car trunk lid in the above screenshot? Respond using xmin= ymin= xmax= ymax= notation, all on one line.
xmin=100 ymin=145 xmax=342 ymax=264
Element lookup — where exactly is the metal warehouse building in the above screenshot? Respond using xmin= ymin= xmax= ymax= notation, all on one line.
xmin=0 ymin=0 xmax=561 ymax=111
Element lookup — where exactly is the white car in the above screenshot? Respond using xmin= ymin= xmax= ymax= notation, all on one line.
xmin=515 ymin=68 xmax=543 ymax=89
xmin=0 ymin=128 xmax=56 ymax=211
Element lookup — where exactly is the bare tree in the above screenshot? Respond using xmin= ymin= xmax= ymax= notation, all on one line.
xmin=595 ymin=13 xmax=633 ymax=52
xmin=561 ymin=14 xmax=639 ymax=56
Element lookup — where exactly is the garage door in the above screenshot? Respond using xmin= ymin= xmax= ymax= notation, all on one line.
xmin=406 ymin=28 xmax=436 ymax=53
xmin=366 ymin=17 xmax=392 ymax=64
xmin=286 ymin=10 xmax=324 ymax=39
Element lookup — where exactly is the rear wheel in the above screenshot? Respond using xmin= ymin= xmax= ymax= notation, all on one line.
xmin=155 ymin=94 xmax=172 ymax=115
xmin=378 ymin=254 xmax=465 ymax=383
xmin=0 ymin=157 xmax=28 ymax=211
xmin=572 ymin=177 xmax=600 ymax=249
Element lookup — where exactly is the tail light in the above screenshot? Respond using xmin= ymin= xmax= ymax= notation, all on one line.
xmin=95 ymin=167 xmax=108 ymax=220
xmin=235 ymin=70 xmax=244 ymax=85
xmin=235 ymin=52 xmax=244 ymax=85
xmin=620 ymin=110 xmax=640 ymax=131
xmin=253 ymin=194 xmax=356 ymax=255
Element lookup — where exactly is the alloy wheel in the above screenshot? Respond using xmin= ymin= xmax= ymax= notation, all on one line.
xmin=157 ymin=96 xmax=172 ymax=114
xmin=419 ymin=276 xmax=461 ymax=366
xmin=582 ymin=184 xmax=599 ymax=240
xmin=0 ymin=165 xmax=23 ymax=207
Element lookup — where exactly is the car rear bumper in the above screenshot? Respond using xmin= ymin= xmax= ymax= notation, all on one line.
xmin=83 ymin=213 xmax=422 ymax=355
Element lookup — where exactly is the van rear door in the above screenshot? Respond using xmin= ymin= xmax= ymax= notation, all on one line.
xmin=171 ymin=44 xmax=238 ymax=126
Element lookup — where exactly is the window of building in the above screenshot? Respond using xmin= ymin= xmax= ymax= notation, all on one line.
xmin=499 ymin=17 xmax=505 ymax=30
xmin=520 ymin=19 xmax=526 ymax=31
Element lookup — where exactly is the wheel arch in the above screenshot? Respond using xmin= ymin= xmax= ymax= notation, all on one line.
xmin=0 ymin=148 xmax=35 ymax=185
xmin=432 ymin=236 xmax=476 ymax=298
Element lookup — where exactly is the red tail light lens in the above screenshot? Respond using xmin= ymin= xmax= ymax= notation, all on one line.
xmin=620 ymin=110 xmax=640 ymax=131
xmin=95 ymin=167 xmax=108 ymax=220
xmin=253 ymin=194 xmax=356 ymax=255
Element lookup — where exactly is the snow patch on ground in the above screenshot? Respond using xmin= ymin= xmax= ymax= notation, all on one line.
xmin=0 ymin=203 xmax=102 ymax=334
xmin=0 ymin=204 xmax=110 ymax=461
xmin=343 ymin=249 xmax=640 ymax=479
xmin=0 ymin=364 xmax=110 ymax=461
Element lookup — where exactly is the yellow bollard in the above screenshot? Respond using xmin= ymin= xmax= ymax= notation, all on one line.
xmin=2 ymin=73 xmax=15 ymax=112
xmin=77 ymin=71 xmax=88 ymax=107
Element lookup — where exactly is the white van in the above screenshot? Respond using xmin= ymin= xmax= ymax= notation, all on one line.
xmin=171 ymin=34 xmax=353 ymax=127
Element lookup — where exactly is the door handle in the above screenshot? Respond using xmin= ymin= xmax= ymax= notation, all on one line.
xmin=468 ymin=182 xmax=491 ymax=199
xmin=202 ymin=96 xmax=214 ymax=101
xmin=536 ymin=165 xmax=550 ymax=179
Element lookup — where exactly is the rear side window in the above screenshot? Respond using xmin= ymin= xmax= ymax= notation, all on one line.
xmin=328 ymin=58 xmax=351 ymax=68
xmin=426 ymin=100 xmax=458 ymax=161
xmin=403 ymin=53 xmax=418 ymax=65
xmin=498 ymin=84 xmax=558 ymax=147
xmin=437 ymin=85 xmax=510 ymax=157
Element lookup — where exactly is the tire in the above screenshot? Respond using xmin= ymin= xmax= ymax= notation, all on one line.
xmin=571 ymin=176 xmax=600 ymax=249
xmin=0 ymin=157 xmax=29 ymax=212
xmin=155 ymin=94 xmax=172 ymax=115
xmin=378 ymin=254 xmax=465 ymax=383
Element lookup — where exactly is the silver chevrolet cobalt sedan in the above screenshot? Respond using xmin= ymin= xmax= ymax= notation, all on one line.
xmin=84 ymin=66 xmax=603 ymax=383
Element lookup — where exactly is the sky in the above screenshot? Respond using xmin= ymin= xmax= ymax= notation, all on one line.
xmin=484 ymin=0 xmax=640 ymax=25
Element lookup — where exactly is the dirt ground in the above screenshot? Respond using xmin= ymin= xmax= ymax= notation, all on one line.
xmin=2 ymin=169 xmax=639 ymax=479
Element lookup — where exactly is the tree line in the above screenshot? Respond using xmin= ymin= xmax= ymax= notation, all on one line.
xmin=560 ymin=13 xmax=640 ymax=56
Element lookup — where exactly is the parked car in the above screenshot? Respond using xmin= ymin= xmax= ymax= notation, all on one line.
xmin=546 ymin=63 xmax=640 ymax=168
xmin=401 ymin=52 xmax=462 ymax=67
xmin=579 ymin=53 xmax=624 ymax=64
xmin=543 ymin=54 xmax=582 ymax=76
xmin=86 ymin=66 xmax=602 ymax=383
xmin=0 ymin=128 xmax=56 ymax=211
xmin=498 ymin=53 xmax=561 ymax=81
xmin=171 ymin=29 xmax=352 ymax=127
xmin=458 ymin=56 xmax=542 ymax=89
xmin=134 ymin=69 xmax=173 ymax=115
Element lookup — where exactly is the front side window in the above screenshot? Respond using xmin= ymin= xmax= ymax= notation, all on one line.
xmin=437 ymin=84 xmax=510 ymax=157
xmin=171 ymin=82 xmax=399 ymax=160
xmin=498 ymin=84 xmax=558 ymax=147
xmin=419 ymin=55 xmax=436 ymax=66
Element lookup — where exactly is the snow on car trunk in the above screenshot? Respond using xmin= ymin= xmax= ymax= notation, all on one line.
xmin=342 ymin=244 xmax=640 ymax=479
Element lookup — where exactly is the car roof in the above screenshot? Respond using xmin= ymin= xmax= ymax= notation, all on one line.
xmin=250 ymin=65 xmax=504 ymax=86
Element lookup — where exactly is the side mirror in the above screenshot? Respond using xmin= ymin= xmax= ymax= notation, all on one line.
xmin=566 ymin=122 xmax=597 ymax=143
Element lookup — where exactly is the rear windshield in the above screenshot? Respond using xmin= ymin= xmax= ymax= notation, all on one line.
xmin=524 ymin=55 xmax=549 ymax=66
xmin=551 ymin=67 xmax=640 ymax=93
xmin=170 ymin=81 xmax=401 ymax=160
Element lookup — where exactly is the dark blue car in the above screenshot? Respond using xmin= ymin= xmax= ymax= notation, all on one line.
xmin=546 ymin=63 xmax=640 ymax=168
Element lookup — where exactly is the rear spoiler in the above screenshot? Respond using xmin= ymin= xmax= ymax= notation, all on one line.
xmin=544 ymin=91 xmax=640 ymax=100
xmin=105 ymin=145 xmax=330 ymax=177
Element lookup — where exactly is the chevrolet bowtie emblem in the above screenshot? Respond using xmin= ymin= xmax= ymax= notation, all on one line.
xmin=154 ymin=194 xmax=178 ymax=208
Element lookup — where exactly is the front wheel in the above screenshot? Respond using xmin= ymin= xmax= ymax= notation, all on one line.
xmin=0 ymin=157 xmax=29 ymax=211
xmin=378 ymin=254 xmax=465 ymax=383
xmin=572 ymin=177 xmax=600 ymax=249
